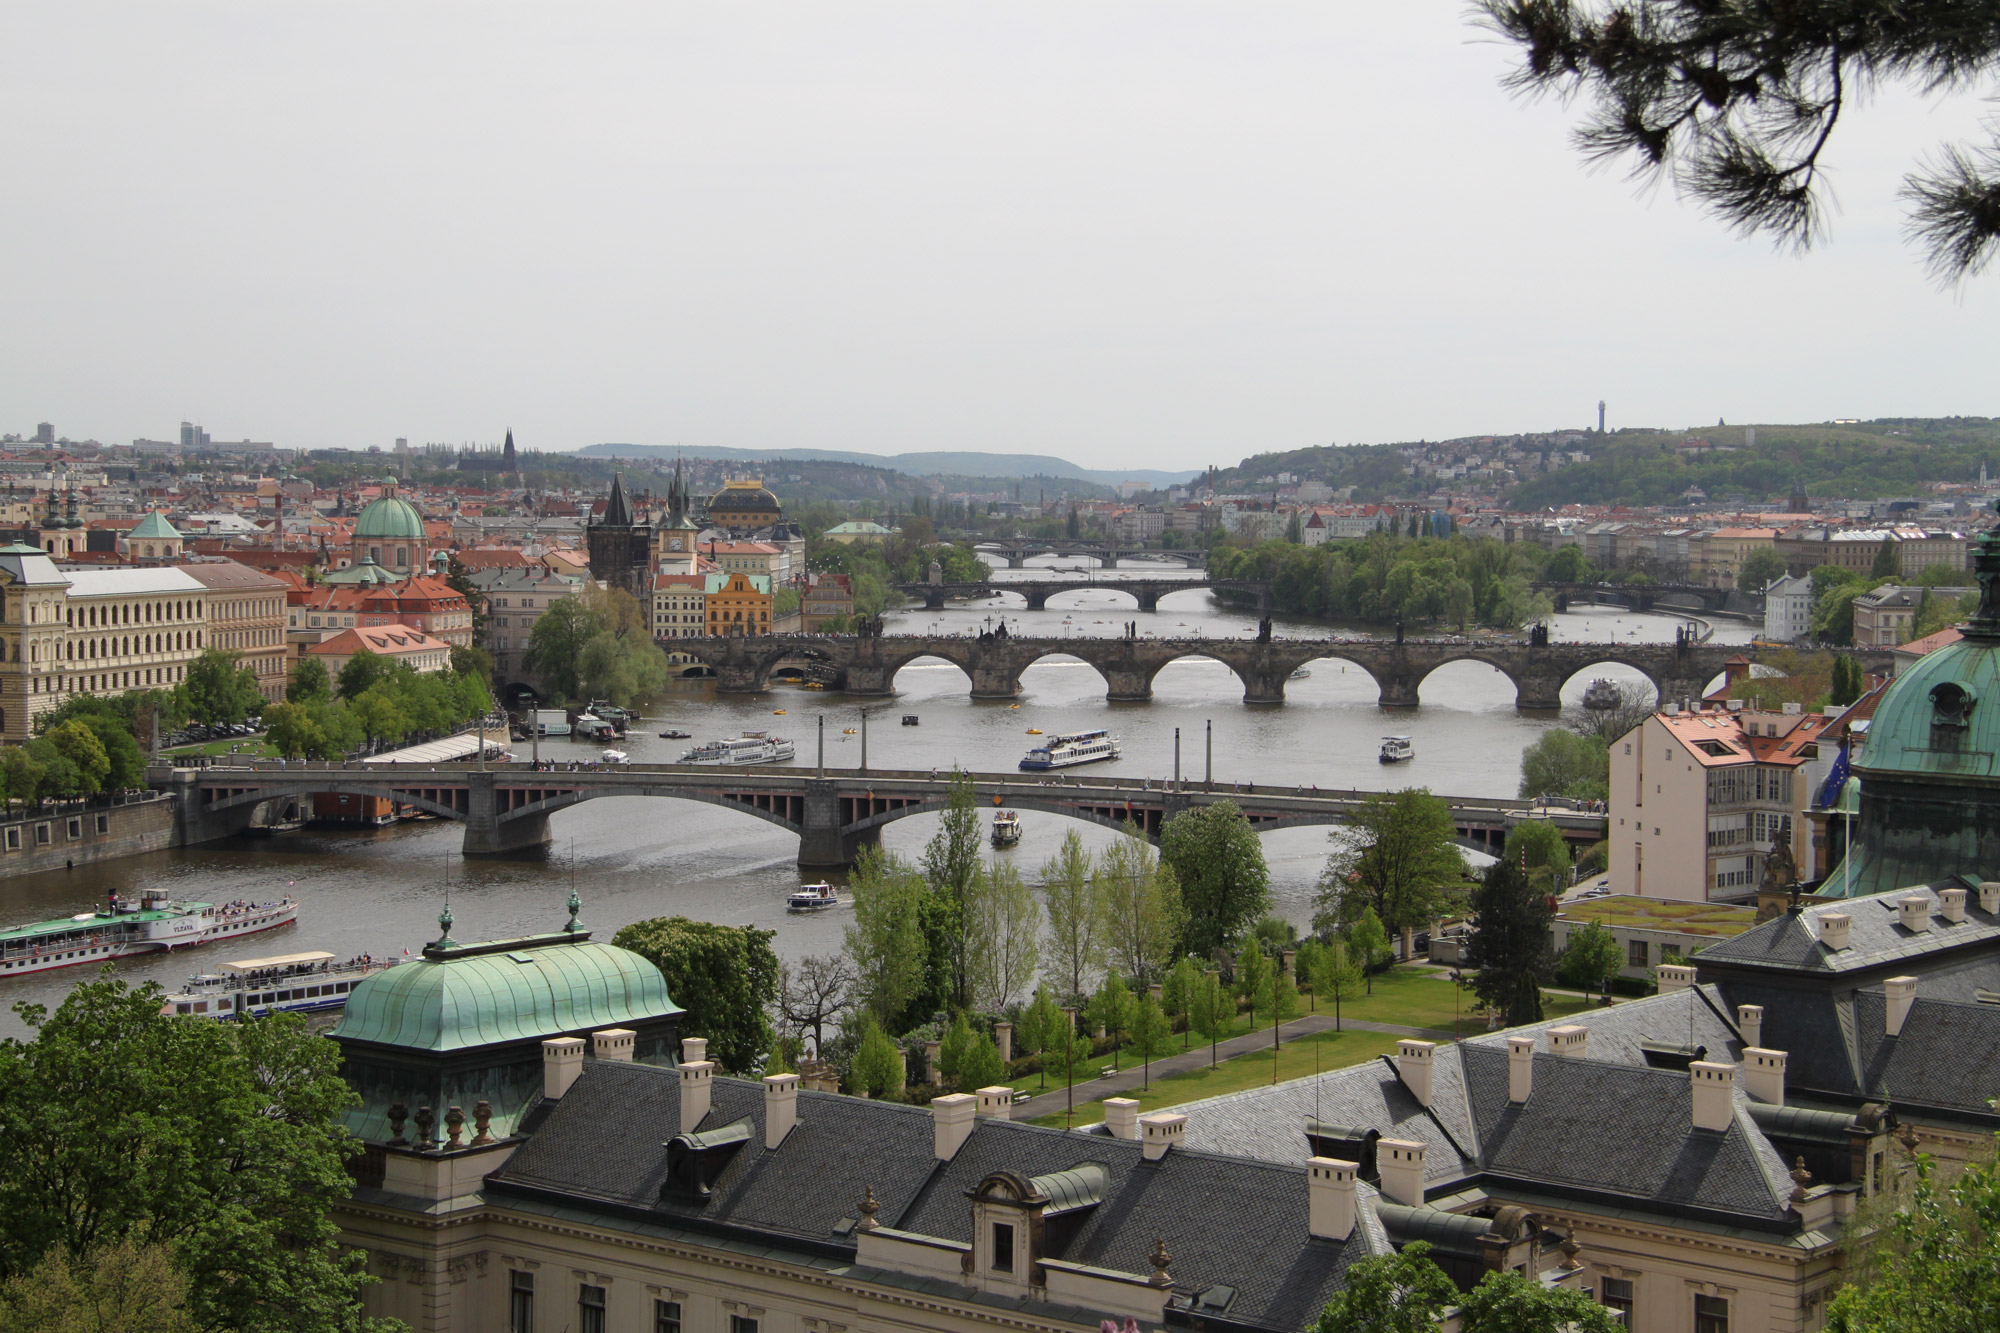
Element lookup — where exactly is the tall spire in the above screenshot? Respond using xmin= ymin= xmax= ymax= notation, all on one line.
xmin=503 ymin=428 xmax=517 ymax=472
xmin=602 ymin=472 xmax=633 ymax=527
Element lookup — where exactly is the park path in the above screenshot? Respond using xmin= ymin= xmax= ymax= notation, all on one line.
xmin=1011 ymin=1012 xmax=1456 ymax=1124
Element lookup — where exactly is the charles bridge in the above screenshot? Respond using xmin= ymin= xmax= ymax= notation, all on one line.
xmin=670 ymin=632 xmax=1885 ymax=710
xmin=154 ymin=761 xmax=1609 ymax=867
xmin=894 ymin=576 xmax=1272 ymax=612
xmin=971 ymin=540 xmax=1208 ymax=569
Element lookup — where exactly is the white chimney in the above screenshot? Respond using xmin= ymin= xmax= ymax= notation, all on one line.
xmin=1818 ymin=913 xmax=1852 ymax=951
xmin=680 ymin=1060 xmax=715 ymax=1134
xmin=592 ymin=1028 xmax=635 ymax=1062
xmin=1658 ymin=963 xmax=1696 ymax=993
xmin=976 ymin=1085 xmax=1014 ymax=1120
xmin=1103 ymin=1098 xmax=1141 ymax=1140
xmin=1898 ymin=895 xmax=1931 ymax=933
xmin=1737 ymin=1004 xmax=1764 ymax=1051
xmin=1308 ymin=1157 xmax=1357 ymax=1241
xmin=1690 ymin=1061 xmax=1735 ymax=1132
xmin=994 ymin=1021 xmax=1014 ymax=1064
xmin=932 ymin=1092 xmax=975 ymax=1160
xmin=764 ymin=1073 xmax=799 ymax=1150
xmin=1884 ymin=976 xmax=1918 ymax=1037
xmin=1507 ymin=1035 xmax=1535 ymax=1103
xmin=1396 ymin=1040 xmax=1435 ymax=1107
xmin=1981 ymin=882 xmax=2000 ymax=915
xmin=680 ymin=1036 xmax=708 ymax=1065
xmin=1742 ymin=1048 xmax=1786 ymax=1105
xmin=1546 ymin=1025 xmax=1588 ymax=1058
xmin=1140 ymin=1113 xmax=1186 ymax=1161
xmin=542 ymin=1036 xmax=585 ymax=1099
xmin=1377 ymin=1138 xmax=1426 ymax=1206
xmin=1941 ymin=887 xmax=1968 ymax=923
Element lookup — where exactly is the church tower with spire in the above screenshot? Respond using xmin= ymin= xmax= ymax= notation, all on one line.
xmin=584 ymin=471 xmax=655 ymax=602
xmin=653 ymin=455 xmax=699 ymax=575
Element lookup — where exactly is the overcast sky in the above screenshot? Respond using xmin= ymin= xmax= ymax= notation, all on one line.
xmin=3 ymin=3 xmax=1994 ymax=471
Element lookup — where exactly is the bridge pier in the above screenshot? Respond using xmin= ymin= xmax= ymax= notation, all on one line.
xmin=462 ymin=773 xmax=553 ymax=856
xmin=799 ymin=779 xmax=882 ymax=869
xmin=1024 ymin=591 xmax=1049 ymax=611
xmin=969 ymin=666 xmax=1023 ymax=699
xmin=1005 ymin=552 xmax=1028 ymax=569
xmin=843 ymin=665 xmax=895 ymax=696
xmin=1241 ymin=670 xmax=1287 ymax=706
xmin=921 ymin=589 xmax=948 ymax=610
xmin=1102 ymin=669 xmax=1153 ymax=703
xmin=1135 ymin=588 xmax=1161 ymax=613
xmin=715 ymin=662 xmax=766 ymax=694
xmin=1514 ymin=676 xmax=1564 ymax=711
xmin=1379 ymin=675 xmax=1422 ymax=709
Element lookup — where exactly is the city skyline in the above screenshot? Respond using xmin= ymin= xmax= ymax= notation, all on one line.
xmin=3 ymin=4 xmax=1995 ymax=467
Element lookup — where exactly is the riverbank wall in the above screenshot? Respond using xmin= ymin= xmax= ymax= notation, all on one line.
xmin=0 ymin=792 xmax=177 ymax=876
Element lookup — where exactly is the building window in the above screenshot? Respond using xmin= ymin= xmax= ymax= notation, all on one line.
xmin=729 ymin=1318 xmax=759 ymax=1333
xmin=1627 ymin=940 xmax=1648 ymax=967
xmin=1601 ymin=1276 xmax=1633 ymax=1322
xmin=66 ymin=818 xmax=81 ymax=840
xmin=654 ymin=1300 xmax=682 ymax=1333
xmin=1694 ymin=1293 xmax=1729 ymax=1333
xmin=35 ymin=823 xmax=50 ymax=846
xmin=95 ymin=814 xmax=108 ymax=834
xmin=509 ymin=1270 xmax=534 ymax=1333
xmin=577 ymin=1284 xmax=605 ymax=1333
xmin=992 ymin=1220 xmax=1016 ymax=1273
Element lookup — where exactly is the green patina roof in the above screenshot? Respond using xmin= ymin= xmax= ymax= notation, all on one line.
xmin=353 ymin=493 xmax=425 ymax=541
xmin=322 ymin=555 xmax=403 ymax=586
xmin=1854 ymin=637 xmax=2000 ymax=782
xmin=333 ymin=932 xmax=680 ymax=1052
xmin=129 ymin=511 xmax=182 ymax=540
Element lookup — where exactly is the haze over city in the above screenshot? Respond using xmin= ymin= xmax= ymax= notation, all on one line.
xmin=4 ymin=2 xmax=1995 ymax=467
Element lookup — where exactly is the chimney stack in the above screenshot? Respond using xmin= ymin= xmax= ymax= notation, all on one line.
xmin=1308 ymin=1157 xmax=1357 ymax=1241
xmin=1885 ymin=976 xmax=1918 ymax=1037
xmin=1941 ymin=887 xmax=1968 ymax=923
xmin=1547 ymin=1025 xmax=1588 ymax=1058
xmin=1898 ymin=895 xmax=1932 ymax=933
xmin=1507 ymin=1035 xmax=1535 ymax=1103
xmin=1818 ymin=913 xmax=1852 ymax=951
xmin=681 ymin=1037 xmax=708 ymax=1065
xmin=764 ymin=1073 xmax=799 ymax=1149
xmin=680 ymin=1060 xmax=715 ymax=1134
xmin=1658 ymin=963 xmax=1696 ymax=993
xmin=1104 ymin=1098 xmax=1141 ymax=1140
xmin=994 ymin=1021 xmax=1014 ymax=1064
xmin=1980 ymin=882 xmax=2000 ymax=915
xmin=1396 ymin=1041 xmax=1435 ymax=1107
xmin=976 ymin=1086 xmax=1014 ymax=1120
xmin=1690 ymin=1061 xmax=1735 ymax=1132
xmin=542 ymin=1036 xmax=585 ymax=1099
xmin=1737 ymin=1004 xmax=1763 ymax=1051
xmin=1742 ymin=1048 xmax=1786 ymax=1105
xmin=932 ymin=1092 xmax=976 ymax=1160
xmin=1377 ymin=1139 xmax=1426 ymax=1206
xmin=1140 ymin=1113 xmax=1186 ymax=1161
xmin=592 ymin=1028 xmax=635 ymax=1062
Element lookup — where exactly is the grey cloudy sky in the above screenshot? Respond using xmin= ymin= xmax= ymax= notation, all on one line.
xmin=3 ymin=3 xmax=1994 ymax=470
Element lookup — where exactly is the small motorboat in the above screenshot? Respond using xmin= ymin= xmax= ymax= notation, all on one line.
xmin=1289 ymin=666 xmax=1312 ymax=680
xmin=1581 ymin=678 xmax=1622 ymax=710
xmin=658 ymin=729 xmax=692 ymax=740
xmin=788 ymin=883 xmax=839 ymax=911
xmin=600 ymin=749 xmax=630 ymax=764
xmin=1379 ymin=736 xmax=1414 ymax=764
xmin=902 ymin=714 xmax=920 ymax=726
xmin=991 ymin=810 xmax=1021 ymax=848
xmin=842 ymin=728 xmax=857 ymax=735
xmin=774 ymin=709 xmax=787 ymax=716
xmin=1026 ymin=728 xmax=1043 ymax=735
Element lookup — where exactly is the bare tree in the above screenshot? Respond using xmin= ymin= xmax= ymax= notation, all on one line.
xmin=1565 ymin=681 xmax=1656 ymax=744
xmin=776 ymin=954 xmax=857 ymax=1058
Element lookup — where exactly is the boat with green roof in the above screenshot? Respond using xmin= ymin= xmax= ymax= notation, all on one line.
xmin=0 ymin=889 xmax=298 ymax=979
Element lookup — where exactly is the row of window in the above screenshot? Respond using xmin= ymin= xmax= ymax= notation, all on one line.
xmin=508 ymin=1276 xmax=748 ymax=1333
xmin=1706 ymin=765 xmax=1793 ymax=807
xmin=65 ymin=598 xmax=200 ymax=627
xmin=25 ymin=663 xmax=188 ymax=695
xmin=1 ymin=813 xmax=109 ymax=852
xmin=1600 ymin=1278 xmax=1731 ymax=1332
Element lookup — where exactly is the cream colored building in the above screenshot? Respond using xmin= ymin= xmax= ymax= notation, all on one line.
xmin=179 ymin=560 xmax=291 ymax=701
xmin=1692 ymin=528 xmax=1779 ymax=590
xmin=1610 ymin=704 xmax=1836 ymax=901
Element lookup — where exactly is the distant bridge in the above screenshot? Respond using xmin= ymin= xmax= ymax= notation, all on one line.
xmin=895 ymin=577 xmax=1271 ymax=612
xmin=667 ymin=633 xmax=1887 ymax=710
xmin=972 ymin=540 xmax=1208 ymax=570
xmin=1535 ymin=582 xmax=1749 ymax=614
xmin=157 ymin=762 xmax=1609 ymax=867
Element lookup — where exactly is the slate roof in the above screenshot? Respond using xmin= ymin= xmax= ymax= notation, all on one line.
xmin=1850 ymin=991 xmax=2000 ymax=1116
xmin=1697 ymin=882 xmax=2000 ymax=976
xmin=489 ymin=1061 xmax=1382 ymax=1331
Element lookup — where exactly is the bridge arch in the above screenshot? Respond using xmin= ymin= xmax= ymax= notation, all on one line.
xmin=495 ymin=784 xmax=805 ymax=836
xmin=1413 ymin=656 xmax=1527 ymax=711
xmin=1276 ymin=651 xmax=1390 ymax=702
xmin=202 ymin=781 xmax=471 ymax=822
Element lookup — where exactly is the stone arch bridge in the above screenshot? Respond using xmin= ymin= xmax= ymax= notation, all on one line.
xmin=973 ymin=541 xmax=1208 ymax=570
xmin=669 ymin=634 xmax=1883 ymax=710
xmin=894 ymin=578 xmax=1270 ymax=612
xmin=156 ymin=763 xmax=1607 ymax=867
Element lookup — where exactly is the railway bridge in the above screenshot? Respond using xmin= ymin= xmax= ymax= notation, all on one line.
xmin=972 ymin=541 xmax=1208 ymax=569
xmin=155 ymin=761 xmax=1609 ymax=867
xmin=894 ymin=577 xmax=1270 ymax=612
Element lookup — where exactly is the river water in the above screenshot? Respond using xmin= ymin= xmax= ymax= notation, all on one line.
xmin=0 ymin=562 xmax=1752 ymax=1036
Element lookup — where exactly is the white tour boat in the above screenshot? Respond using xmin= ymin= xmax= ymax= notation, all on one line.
xmin=0 ymin=890 xmax=299 ymax=978
xmin=159 ymin=949 xmax=399 ymax=1020
xmin=1019 ymin=729 xmax=1121 ymax=771
xmin=679 ymin=732 xmax=796 ymax=766
xmin=1379 ymin=736 xmax=1415 ymax=764
xmin=991 ymin=810 xmax=1022 ymax=847
xmin=788 ymin=883 xmax=839 ymax=911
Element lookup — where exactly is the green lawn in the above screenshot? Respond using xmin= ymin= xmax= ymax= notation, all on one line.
xmin=1027 ymin=1028 xmax=1409 ymax=1128
xmin=161 ymin=734 xmax=279 ymax=759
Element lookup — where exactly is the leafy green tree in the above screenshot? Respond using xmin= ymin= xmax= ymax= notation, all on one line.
xmin=1189 ymin=970 xmax=1232 ymax=1068
xmin=921 ymin=770 xmax=984 ymax=1013
xmin=520 ymin=595 xmax=601 ymax=703
xmin=0 ymin=977 xmax=394 ymax=1333
xmin=1473 ymin=1 xmax=2000 ymax=282
xmin=848 ymin=1019 xmax=904 ymax=1101
xmin=1542 ymin=544 xmax=1590 ymax=582
xmin=1257 ymin=966 xmax=1301 ymax=1082
xmin=1310 ymin=938 xmax=1366 ymax=1030
xmin=1312 ymin=1242 xmax=1457 ymax=1333
xmin=1346 ymin=908 xmax=1393 ymax=993
xmin=348 ymin=690 xmax=408 ymax=747
xmin=286 ymin=657 xmax=332 ymax=705
xmin=1318 ymin=789 xmax=1462 ymax=937
xmin=58 ymin=710 xmax=145 ymax=791
xmin=968 ymin=859 xmax=1041 ymax=1012
xmin=1831 ymin=653 xmax=1864 ymax=706
xmin=1016 ymin=988 xmax=1066 ymax=1090
xmin=936 ymin=1013 xmax=1004 ymax=1092
xmin=38 ymin=721 xmax=110 ymax=798
xmin=181 ymin=649 xmax=263 ymax=727
xmin=612 ymin=917 xmax=780 ymax=1072
xmin=1556 ymin=921 xmax=1624 ymax=995
xmin=1129 ymin=992 xmax=1171 ymax=1089
xmin=1828 ymin=1150 xmax=2000 ymax=1331
xmin=1095 ymin=822 xmax=1185 ymax=986
xmin=1518 ymin=730 xmax=1610 ymax=801
xmin=1458 ymin=1270 xmax=1623 ymax=1333
xmin=1737 ymin=545 xmax=1788 ymax=592
xmin=333 ymin=649 xmax=395 ymax=702
xmin=1087 ymin=972 xmax=1136 ymax=1071
xmin=842 ymin=848 xmax=930 ymax=1030
xmin=1873 ymin=539 xmax=1901 ymax=579
xmin=1502 ymin=820 xmax=1573 ymax=894
xmin=1233 ymin=942 xmax=1270 ymax=1007
xmin=0 ymin=748 xmax=45 ymax=812
xmin=1044 ymin=1020 xmax=1095 ymax=1122
xmin=1040 ymin=832 xmax=1102 ymax=1005
xmin=1162 ymin=956 xmax=1202 ymax=1050
xmin=1161 ymin=800 xmax=1270 ymax=958
xmin=0 ymin=1237 xmax=197 ymax=1333
xmin=1466 ymin=857 xmax=1551 ymax=1027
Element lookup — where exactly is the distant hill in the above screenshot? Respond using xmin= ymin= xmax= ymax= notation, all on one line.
xmin=570 ymin=443 xmax=1199 ymax=490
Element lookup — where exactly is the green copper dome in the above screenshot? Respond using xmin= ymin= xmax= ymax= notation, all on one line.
xmin=129 ymin=511 xmax=181 ymax=540
xmin=333 ymin=934 xmax=680 ymax=1052
xmin=353 ymin=492 xmax=425 ymax=541
xmin=1855 ymin=638 xmax=2000 ymax=781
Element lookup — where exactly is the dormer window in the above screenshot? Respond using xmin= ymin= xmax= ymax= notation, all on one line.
xmin=991 ymin=1221 xmax=1015 ymax=1273
xmin=1931 ymin=682 xmax=1975 ymax=729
